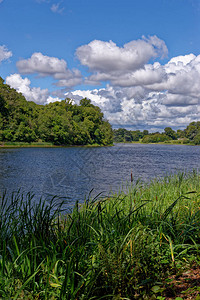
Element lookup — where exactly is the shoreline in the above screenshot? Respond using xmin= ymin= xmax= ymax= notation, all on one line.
xmin=0 ymin=140 xmax=198 ymax=149
xmin=114 ymin=140 xmax=197 ymax=146
xmin=0 ymin=142 xmax=114 ymax=148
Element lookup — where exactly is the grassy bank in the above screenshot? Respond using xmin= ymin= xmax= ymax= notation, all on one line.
xmin=0 ymin=142 xmax=113 ymax=148
xmin=0 ymin=141 xmax=55 ymax=148
xmin=1 ymin=172 xmax=200 ymax=299
xmin=115 ymin=139 xmax=196 ymax=146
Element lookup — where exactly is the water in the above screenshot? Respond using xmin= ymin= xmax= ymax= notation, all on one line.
xmin=1 ymin=143 xmax=200 ymax=208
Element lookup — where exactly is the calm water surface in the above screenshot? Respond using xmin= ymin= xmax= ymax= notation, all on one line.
xmin=1 ymin=143 xmax=200 ymax=208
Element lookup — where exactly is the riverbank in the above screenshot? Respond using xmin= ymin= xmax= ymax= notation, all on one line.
xmin=114 ymin=139 xmax=196 ymax=146
xmin=0 ymin=140 xmax=196 ymax=149
xmin=0 ymin=141 xmax=113 ymax=148
xmin=1 ymin=171 xmax=200 ymax=299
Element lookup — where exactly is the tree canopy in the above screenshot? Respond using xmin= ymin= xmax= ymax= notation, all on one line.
xmin=0 ymin=77 xmax=113 ymax=146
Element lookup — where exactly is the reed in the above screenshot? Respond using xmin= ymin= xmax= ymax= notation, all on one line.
xmin=0 ymin=171 xmax=200 ymax=299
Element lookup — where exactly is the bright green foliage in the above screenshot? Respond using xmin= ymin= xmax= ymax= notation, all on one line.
xmin=177 ymin=129 xmax=185 ymax=138
xmin=185 ymin=121 xmax=200 ymax=144
xmin=164 ymin=127 xmax=177 ymax=140
xmin=113 ymin=128 xmax=143 ymax=142
xmin=1 ymin=171 xmax=200 ymax=299
xmin=193 ymin=132 xmax=200 ymax=145
xmin=0 ymin=77 xmax=113 ymax=146
xmin=142 ymin=133 xmax=169 ymax=143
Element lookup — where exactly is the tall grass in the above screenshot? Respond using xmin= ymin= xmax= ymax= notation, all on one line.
xmin=0 ymin=171 xmax=200 ymax=299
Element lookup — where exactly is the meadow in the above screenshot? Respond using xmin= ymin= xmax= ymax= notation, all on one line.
xmin=1 ymin=171 xmax=200 ymax=299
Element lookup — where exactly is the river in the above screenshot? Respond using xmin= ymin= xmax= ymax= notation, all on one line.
xmin=1 ymin=143 xmax=200 ymax=209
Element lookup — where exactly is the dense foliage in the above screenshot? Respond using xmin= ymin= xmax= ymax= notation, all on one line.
xmin=0 ymin=77 xmax=113 ymax=146
xmin=114 ymin=122 xmax=200 ymax=144
xmin=1 ymin=172 xmax=200 ymax=299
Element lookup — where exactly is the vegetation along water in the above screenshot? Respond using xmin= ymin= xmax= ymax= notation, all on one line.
xmin=1 ymin=78 xmax=200 ymax=299
xmin=1 ymin=171 xmax=200 ymax=299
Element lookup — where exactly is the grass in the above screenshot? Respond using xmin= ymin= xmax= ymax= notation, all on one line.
xmin=1 ymin=171 xmax=200 ymax=299
xmin=0 ymin=142 xmax=112 ymax=148
xmin=0 ymin=141 xmax=55 ymax=148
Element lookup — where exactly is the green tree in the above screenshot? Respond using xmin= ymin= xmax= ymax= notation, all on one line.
xmin=0 ymin=77 xmax=114 ymax=146
xmin=185 ymin=121 xmax=200 ymax=141
xmin=164 ymin=127 xmax=177 ymax=140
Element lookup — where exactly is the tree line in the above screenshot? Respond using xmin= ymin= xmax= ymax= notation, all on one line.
xmin=1 ymin=76 xmax=200 ymax=146
xmin=0 ymin=77 xmax=113 ymax=146
xmin=113 ymin=123 xmax=200 ymax=145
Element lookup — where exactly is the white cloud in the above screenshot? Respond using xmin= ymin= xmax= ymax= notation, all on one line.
xmin=8 ymin=36 xmax=200 ymax=130
xmin=51 ymin=3 xmax=64 ymax=14
xmin=110 ymin=62 xmax=166 ymax=87
xmin=46 ymin=95 xmax=61 ymax=104
xmin=146 ymin=54 xmax=200 ymax=99
xmin=17 ymin=52 xmax=82 ymax=88
xmin=6 ymin=74 xmax=61 ymax=105
xmin=76 ymin=36 xmax=168 ymax=74
xmin=76 ymin=36 xmax=169 ymax=91
xmin=75 ymin=44 xmax=200 ymax=130
xmin=67 ymin=81 xmax=200 ymax=131
xmin=0 ymin=45 xmax=12 ymax=63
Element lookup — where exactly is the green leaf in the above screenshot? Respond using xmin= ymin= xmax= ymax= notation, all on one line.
xmin=151 ymin=285 xmax=161 ymax=293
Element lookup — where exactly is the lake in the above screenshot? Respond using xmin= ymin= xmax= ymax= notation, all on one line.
xmin=1 ymin=143 xmax=200 ymax=209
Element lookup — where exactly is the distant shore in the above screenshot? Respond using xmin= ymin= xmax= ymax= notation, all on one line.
xmin=113 ymin=139 xmax=197 ymax=146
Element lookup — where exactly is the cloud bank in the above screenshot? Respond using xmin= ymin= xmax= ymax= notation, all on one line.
xmin=4 ymin=35 xmax=200 ymax=130
xmin=71 ymin=38 xmax=200 ymax=130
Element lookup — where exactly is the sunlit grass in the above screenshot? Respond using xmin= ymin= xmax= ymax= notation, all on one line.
xmin=1 ymin=171 xmax=200 ymax=299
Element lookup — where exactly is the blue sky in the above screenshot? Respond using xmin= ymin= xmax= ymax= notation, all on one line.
xmin=1 ymin=0 xmax=200 ymax=131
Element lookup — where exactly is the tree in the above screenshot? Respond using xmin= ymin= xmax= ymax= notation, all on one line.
xmin=185 ymin=122 xmax=200 ymax=141
xmin=80 ymin=98 xmax=92 ymax=107
xmin=164 ymin=127 xmax=177 ymax=140
xmin=0 ymin=77 xmax=114 ymax=146
xmin=193 ymin=132 xmax=200 ymax=145
xmin=177 ymin=129 xmax=185 ymax=138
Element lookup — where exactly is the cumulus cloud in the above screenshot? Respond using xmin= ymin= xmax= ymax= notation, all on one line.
xmin=0 ymin=45 xmax=12 ymax=63
xmin=71 ymin=42 xmax=200 ymax=130
xmin=76 ymin=36 xmax=169 ymax=90
xmin=67 ymin=80 xmax=200 ymax=131
xmin=17 ymin=52 xmax=82 ymax=88
xmin=76 ymin=36 xmax=168 ymax=73
xmin=6 ymin=74 xmax=61 ymax=105
xmin=11 ymin=36 xmax=200 ymax=130
xmin=146 ymin=54 xmax=200 ymax=98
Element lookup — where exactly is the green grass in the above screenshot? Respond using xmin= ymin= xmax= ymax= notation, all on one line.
xmin=0 ymin=142 xmax=112 ymax=148
xmin=1 ymin=171 xmax=200 ymax=299
xmin=0 ymin=141 xmax=55 ymax=147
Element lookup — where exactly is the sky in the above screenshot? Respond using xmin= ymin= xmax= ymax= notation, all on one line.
xmin=1 ymin=0 xmax=200 ymax=131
